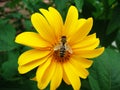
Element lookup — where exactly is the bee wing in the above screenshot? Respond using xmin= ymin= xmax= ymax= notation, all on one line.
xmin=65 ymin=44 xmax=73 ymax=54
xmin=54 ymin=43 xmax=61 ymax=51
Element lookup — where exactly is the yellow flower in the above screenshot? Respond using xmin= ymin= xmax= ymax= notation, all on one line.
xmin=15 ymin=6 xmax=104 ymax=90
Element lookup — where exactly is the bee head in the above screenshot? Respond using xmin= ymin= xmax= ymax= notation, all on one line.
xmin=61 ymin=36 xmax=67 ymax=44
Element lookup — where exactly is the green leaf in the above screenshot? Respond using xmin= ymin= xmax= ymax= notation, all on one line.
xmin=20 ymin=80 xmax=38 ymax=90
xmin=86 ymin=0 xmax=103 ymax=18
xmin=0 ymin=79 xmax=38 ymax=90
xmin=81 ymin=79 xmax=91 ymax=90
xmin=23 ymin=20 xmax=32 ymax=30
xmin=22 ymin=0 xmax=49 ymax=13
xmin=116 ymin=30 xmax=120 ymax=51
xmin=54 ymin=0 xmax=69 ymax=20
xmin=89 ymin=48 xmax=120 ymax=90
xmin=7 ymin=12 xmax=22 ymax=19
xmin=1 ymin=50 xmax=19 ymax=80
xmin=107 ymin=4 xmax=120 ymax=35
xmin=57 ymin=81 xmax=72 ymax=90
xmin=0 ymin=19 xmax=17 ymax=51
xmin=5 ymin=0 xmax=21 ymax=8
xmin=88 ymin=75 xmax=100 ymax=90
xmin=74 ymin=0 xmax=84 ymax=13
xmin=108 ymin=0 xmax=116 ymax=6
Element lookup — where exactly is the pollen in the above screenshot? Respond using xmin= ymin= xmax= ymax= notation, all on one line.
xmin=53 ymin=50 xmax=71 ymax=63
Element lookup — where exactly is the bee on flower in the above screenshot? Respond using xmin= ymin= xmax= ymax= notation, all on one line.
xmin=15 ymin=6 xmax=104 ymax=90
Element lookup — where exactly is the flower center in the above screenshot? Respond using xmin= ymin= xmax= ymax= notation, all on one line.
xmin=53 ymin=36 xmax=72 ymax=63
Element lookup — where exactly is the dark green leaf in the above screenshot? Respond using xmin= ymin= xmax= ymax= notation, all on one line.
xmin=23 ymin=0 xmax=49 ymax=13
xmin=57 ymin=81 xmax=72 ymax=90
xmin=7 ymin=12 xmax=22 ymax=19
xmin=89 ymin=48 xmax=120 ymax=90
xmin=1 ymin=50 xmax=19 ymax=80
xmin=108 ymin=0 xmax=116 ymax=6
xmin=20 ymin=80 xmax=38 ymax=90
xmin=107 ymin=4 xmax=120 ymax=35
xmin=0 ymin=19 xmax=18 ymax=51
xmin=54 ymin=0 xmax=69 ymax=20
xmin=91 ymin=19 xmax=117 ymax=47
xmin=81 ymin=79 xmax=91 ymax=90
xmin=23 ymin=20 xmax=32 ymax=30
xmin=74 ymin=0 xmax=84 ymax=13
xmin=116 ymin=30 xmax=120 ymax=52
xmin=0 ymin=79 xmax=38 ymax=90
xmin=88 ymin=75 xmax=100 ymax=90
xmin=5 ymin=0 xmax=21 ymax=8
xmin=0 ymin=19 xmax=8 ymax=24
xmin=85 ymin=0 xmax=103 ymax=18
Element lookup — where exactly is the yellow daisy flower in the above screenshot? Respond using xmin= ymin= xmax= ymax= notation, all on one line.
xmin=15 ymin=6 xmax=104 ymax=90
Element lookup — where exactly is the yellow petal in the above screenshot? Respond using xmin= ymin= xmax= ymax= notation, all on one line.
xmin=70 ymin=55 xmax=93 ymax=68
xmin=67 ymin=19 xmax=87 ymax=42
xmin=36 ymin=56 xmax=52 ymax=81
xmin=72 ymin=34 xmax=100 ymax=50
xmin=18 ymin=49 xmax=50 ymax=65
xmin=69 ymin=18 xmax=93 ymax=44
xmin=69 ymin=58 xmax=90 ymax=79
xmin=63 ymin=6 xmax=78 ymax=35
xmin=40 ymin=7 xmax=63 ymax=40
xmin=74 ymin=47 xmax=105 ymax=58
xmin=37 ymin=60 xmax=56 ymax=89
xmin=50 ymin=63 xmax=63 ymax=90
xmin=15 ymin=32 xmax=51 ymax=48
xmin=31 ymin=13 xmax=56 ymax=44
xmin=63 ymin=69 xmax=71 ymax=85
xmin=70 ymin=33 xmax=96 ymax=46
xmin=18 ymin=56 xmax=48 ymax=74
xmin=63 ymin=62 xmax=81 ymax=90
xmin=80 ymin=39 xmax=99 ymax=50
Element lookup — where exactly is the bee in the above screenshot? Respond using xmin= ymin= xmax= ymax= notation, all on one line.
xmin=54 ymin=36 xmax=72 ymax=57
xmin=59 ymin=36 xmax=67 ymax=57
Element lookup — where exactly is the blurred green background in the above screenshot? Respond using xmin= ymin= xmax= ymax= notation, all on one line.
xmin=0 ymin=0 xmax=120 ymax=90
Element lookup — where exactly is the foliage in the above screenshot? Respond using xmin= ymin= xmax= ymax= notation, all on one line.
xmin=0 ymin=0 xmax=120 ymax=90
